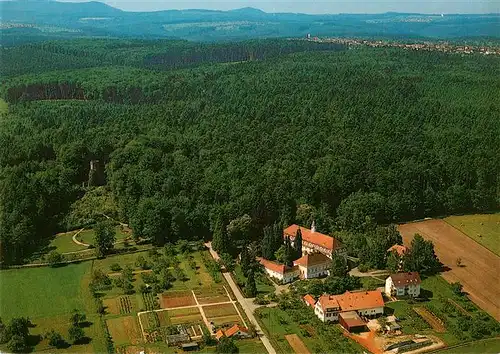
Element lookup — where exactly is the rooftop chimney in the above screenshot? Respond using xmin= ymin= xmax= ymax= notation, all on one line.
xmin=311 ymin=221 xmax=316 ymax=233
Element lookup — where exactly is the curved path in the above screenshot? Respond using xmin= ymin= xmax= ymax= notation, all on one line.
xmin=71 ymin=228 xmax=89 ymax=247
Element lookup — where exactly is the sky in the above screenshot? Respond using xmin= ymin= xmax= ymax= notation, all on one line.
xmin=54 ymin=0 xmax=500 ymax=14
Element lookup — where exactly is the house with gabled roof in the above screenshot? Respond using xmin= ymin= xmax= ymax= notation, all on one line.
xmin=314 ymin=290 xmax=385 ymax=322
xmin=215 ymin=324 xmax=251 ymax=341
xmin=303 ymin=294 xmax=316 ymax=308
xmin=293 ymin=252 xmax=330 ymax=279
xmin=257 ymin=257 xmax=299 ymax=284
xmin=284 ymin=223 xmax=344 ymax=259
xmin=385 ymin=272 xmax=421 ymax=298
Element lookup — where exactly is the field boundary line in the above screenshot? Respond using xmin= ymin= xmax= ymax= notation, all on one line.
xmin=428 ymin=336 xmax=500 ymax=353
xmin=442 ymin=218 xmax=499 ymax=257
xmin=224 ymin=285 xmax=248 ymax=327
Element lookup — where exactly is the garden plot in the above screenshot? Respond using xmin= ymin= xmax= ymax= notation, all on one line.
xmin=203 ymin=303 xmax=238 ymax=318
xmin=414 ymin=307 xmax=446 ymax=333
xmin=167 ymin=307 xmax=204 ymax=325
xmin=160 ymin=290 xmax=196 ymax=308
xmin=193 ymin=286 xmax=231 ymax=304
xmin=107 ymin=316 xmax=142 ymax=345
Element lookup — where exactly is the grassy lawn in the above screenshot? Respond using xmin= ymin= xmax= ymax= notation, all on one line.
xmin=438 ymin=338 xmax=500 ymax=353
xmin=0 ymin=98 xmax=8 ymax=114
xmin=0 ymin=263 xmax=90 ymax=320
xmin=78 ymin=226 xmax=130 ymax=246
xmin=444 ymin=213 xmax=500 ymax=256
xmin=234 ymin=264 xmax=276 ymax=296
xmin=93 ymin=250 xmax=151 ymax=272
xmin=0 ymin=261 xmax=109 ymax=353
xmin=360 ymin=276 xmax=385 ymax=290
xmin=49 ymin=230 xmax=89 ymax=253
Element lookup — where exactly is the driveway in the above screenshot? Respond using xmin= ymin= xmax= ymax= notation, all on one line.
xmin=205 ymin=242 xmax=276 ymax=354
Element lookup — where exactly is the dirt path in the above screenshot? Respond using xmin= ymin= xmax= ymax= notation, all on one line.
xmin=399 ymin=219 xmax=500 ymax=321
xmin=205 ymin=242 xmax=276 ymax=354
xmin=285 ymin=334 xmax=311 ymax=354
xmin=107 ymin=269 xmax=153 ymax=277
xmin=71 ymin=228 xmax=89 ymax=246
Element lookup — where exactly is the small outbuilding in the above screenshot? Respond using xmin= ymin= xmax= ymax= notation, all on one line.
xmin=181 ymin=342 xmax=199 ymax=351
xmin=338 ymin=311 xmax=366 ymax=332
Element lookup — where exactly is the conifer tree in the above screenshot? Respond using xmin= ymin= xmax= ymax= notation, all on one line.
xmin=294 ymin=228 xmax=303 ymax=259
xmin=245 ymin=270 xmax=257 ymax=297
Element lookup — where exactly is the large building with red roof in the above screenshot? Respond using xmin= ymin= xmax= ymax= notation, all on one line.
xmin=293 ymin=252 xmax=330 ymax=279
xmin=313 ymin=290 xmax=385 ymax=322
xmin=257 ymin=257 xmax=299 ymax=284
xmin=284 ymin=223 xmax=344 ymax=259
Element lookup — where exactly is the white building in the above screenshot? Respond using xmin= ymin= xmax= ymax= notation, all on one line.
xmin=385 ymin=272 xmax=421 ymax=298
xmin=257 ymin=257 xmax=299 ymax=284
xmin=314 ymin=290 xmax=385 ymax=323
xmin=284 ymin=223 xmax=344 ymax=259
xmin=293 ymin=252 xmax=330 ymax=279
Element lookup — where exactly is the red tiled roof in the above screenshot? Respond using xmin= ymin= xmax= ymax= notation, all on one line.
xmin=318 ymin=290 xmax=384 ymax=312
xmin=387 ymin=244 xmax=408 ymax=256
xmin=258 ymin=257 xmax=296 ymax=275
xmin=303 ymin=294 xmax=316 ymax=307
xmin=215 ymin=329 xmax=225 ymax=340
xmin=225 ymin=324 xmax=248 ymax=337
xmin=294 ymin=252 xmax=330 ymax=268
xmin=284 ymin=224 xmax=339 ymax=251
xmin=389 ymin=272 xmax=421 ymax=286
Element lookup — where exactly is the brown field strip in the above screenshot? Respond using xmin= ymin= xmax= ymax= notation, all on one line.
xmin=168 ymin=307 xmax=201 ymax=317
xmin=413 ymin=307 xmax=446 ymax=332
xmin=107 ymin=316 xmax=142 ymax=345
xmin=399 ymin=219 xmax=500 ymax=321
xmin=285 ymin=334 xmax=311 ymax=354
xmin=203 ymin=303 xmax=238 ymax=318
xmin=160 ymin=291 xmax=196 ymax=308
xmin=170 ymin=313 xmax=203 ymax=325
xmin=208 ymin=314 xmax=242 ymax=326
xmin=197 ymin=294 xmax=230 ymax=304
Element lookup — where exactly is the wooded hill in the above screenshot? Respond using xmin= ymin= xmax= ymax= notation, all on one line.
xmin=0 ymin=39 xmax=499 ymax=264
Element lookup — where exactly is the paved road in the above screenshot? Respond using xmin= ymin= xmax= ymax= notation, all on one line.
xmin=205 ymin=242 xmax=276 ymax=354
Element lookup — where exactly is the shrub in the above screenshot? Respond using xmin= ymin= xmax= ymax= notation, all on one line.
xmin=110 ymin=263 xmax=122 ymax=272
xmin=47 ymin=251 xmax=64 ymax=267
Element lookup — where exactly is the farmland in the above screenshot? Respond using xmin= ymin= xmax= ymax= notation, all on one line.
xmin=0 ymin=263 xmax=90 ymax=319
xmin=444 ymin=213 xmax=500 ymax=256
xmin=399 ymin=218 xmax=500 ymax=321
xmin=438 ymin=338 xmax=500 ymax=353
xmin=0 ymin=262 xmax=108 ymax=353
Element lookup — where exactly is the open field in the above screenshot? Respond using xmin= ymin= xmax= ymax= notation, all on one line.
xmin=285 ymin=334 xmax=311 ymax=354
xmin=438 ymin=338 xmax=500 ymax=353
xmin=107 ymin=316 xmax=142 ymax=345
xmin=444 ymin=213 xmax=500 ymax=256
xmin=0 ymin=262 xmax=90 ymax=319
xmin=0 ymin=261 xmax=109 ymax=353
xmin=399 ymin=219 xmax=500 ymax=321
xmin=160 ymin=290 xmax=196 ymax=308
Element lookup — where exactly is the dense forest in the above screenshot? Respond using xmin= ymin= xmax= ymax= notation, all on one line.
xmin=0 ymin=39 xmax=499 ymax=264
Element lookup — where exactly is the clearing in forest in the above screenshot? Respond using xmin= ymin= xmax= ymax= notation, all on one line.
xmin=444 ymin=213 xmax=500 ymax=256
xmin=399 ymin=219 xmax=500 ymax=321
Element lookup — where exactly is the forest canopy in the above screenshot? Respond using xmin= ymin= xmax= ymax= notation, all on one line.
xmin=0 ymin=39 xmax=499 ymax=264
